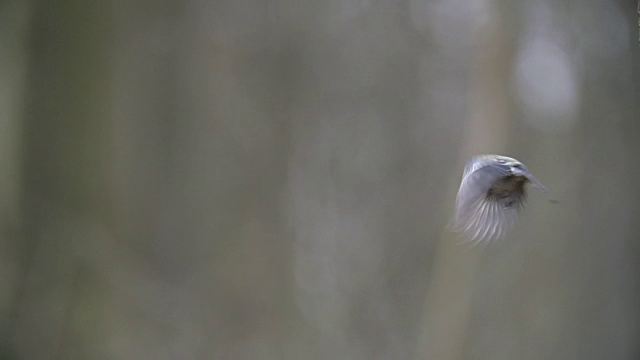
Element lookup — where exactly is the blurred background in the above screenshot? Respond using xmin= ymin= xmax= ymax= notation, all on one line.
xmin=1 ymin=0 xmax=639 ymax=359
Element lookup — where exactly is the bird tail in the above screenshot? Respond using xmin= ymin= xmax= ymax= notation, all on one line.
xmin=524 ymin=173 xmax=558 ymax=204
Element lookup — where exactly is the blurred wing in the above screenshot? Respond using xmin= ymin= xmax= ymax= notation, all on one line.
xmin=455 ymin=195 xmax=520 ymax=244
xmin=454 ymin=161 xmax=519 ymax=244
xmin=456 ymin=161 xmax=511 ymax=214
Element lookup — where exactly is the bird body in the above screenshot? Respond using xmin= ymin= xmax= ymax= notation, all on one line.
xmin=453 ymin=155 xmax=554 ymax=244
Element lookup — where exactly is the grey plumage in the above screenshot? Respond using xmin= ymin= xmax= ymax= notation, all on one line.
xmin=453 ymin=155 xmax=554 ymax=244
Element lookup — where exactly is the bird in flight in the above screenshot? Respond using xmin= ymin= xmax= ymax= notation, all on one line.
xmin=453 ymin=155 xmax=556 ymax=245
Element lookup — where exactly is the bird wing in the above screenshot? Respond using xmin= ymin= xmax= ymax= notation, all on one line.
xmin=454 ymin=160 xmax=519 ymax=244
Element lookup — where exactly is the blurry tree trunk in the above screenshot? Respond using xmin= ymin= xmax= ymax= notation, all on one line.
xmin=0 ymin=1 xmax=32 ymax=359
xmin=15 ymin=0 xmax=112 ymax=358
xmin=106 ymin=1 xmax=296 ymax=358
xmin=417 ymin=3 xmax=515 ymax=359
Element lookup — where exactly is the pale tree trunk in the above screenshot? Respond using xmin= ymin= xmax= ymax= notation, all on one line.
xmin=417 ymin=1 xmax=515 ymax=359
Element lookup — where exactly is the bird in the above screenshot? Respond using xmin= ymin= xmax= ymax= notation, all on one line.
xmin=452 ymin=154 xmax=556 ymax=245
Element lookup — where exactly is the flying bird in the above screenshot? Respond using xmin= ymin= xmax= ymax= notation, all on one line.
xmin=453 ymin=155 xmax=556 ymax=244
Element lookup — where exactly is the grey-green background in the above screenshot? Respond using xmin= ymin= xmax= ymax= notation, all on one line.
xmin=1 ymin=0 xmax=639 ymax=359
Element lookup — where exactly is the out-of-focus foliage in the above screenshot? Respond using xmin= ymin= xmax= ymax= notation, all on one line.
xmin=1 ymin=0 xmax=639 ymax=359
